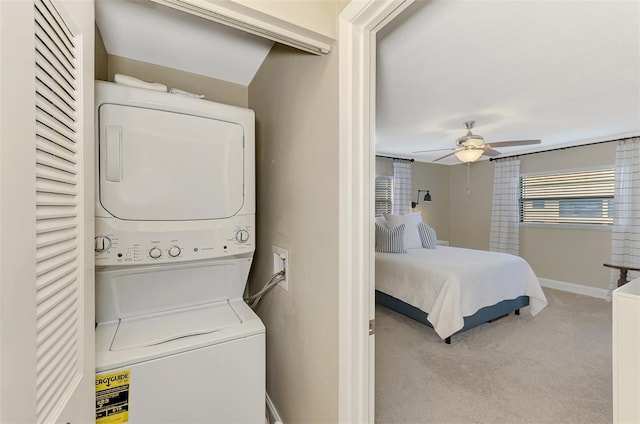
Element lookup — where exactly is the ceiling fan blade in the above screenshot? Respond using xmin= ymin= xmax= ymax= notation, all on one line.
xmin=482 ymin=148 xmax=501 ymax=157
xmin=412 ymin=148 xmax=454 ymax=154
xmin=433 ymin=151 xmax=456 ymax=162
xmin=486 ymin=139 xmax=541 ymax=148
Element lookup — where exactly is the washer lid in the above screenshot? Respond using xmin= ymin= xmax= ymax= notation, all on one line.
xmin=110 ymin=301 xmax=241 ymax=351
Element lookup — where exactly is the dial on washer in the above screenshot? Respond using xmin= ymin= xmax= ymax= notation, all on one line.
xmin=149 ymin=247 xmax=162 ymax=259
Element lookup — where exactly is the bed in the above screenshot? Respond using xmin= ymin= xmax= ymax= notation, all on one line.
xmin=375 ymin=246 xmax=548 ymax=343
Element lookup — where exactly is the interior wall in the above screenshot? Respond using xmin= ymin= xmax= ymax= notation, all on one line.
xmin=412 ymin=160 xmax=450 ymax=241
xmin=448 ymin=160 xmax=495 ymax=250
xmin=95 ymin=24 xmax=108 ymax=81
xmin=233 ymin=0 xmax=338 ymax=38
xmin=376 ymin=157 xmax=450 ymax=241
xmin=449 ymin=142 xmax=617 ymax=290
xmin=519 ymin=143 xmax=616 ymax=289
xmin=106 ymin=55 xmax=249 ymax=107
xmin=94 ymin=24 xmax=248 ymax=107
xmin=248 ymin=43 xmax=339 ymax=422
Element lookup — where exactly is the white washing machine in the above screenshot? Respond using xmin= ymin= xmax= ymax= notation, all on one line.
xmin=95 ymin=260 xmax=265 ymax=423
xmin=94 ymin=81 xmax=264 ymax=423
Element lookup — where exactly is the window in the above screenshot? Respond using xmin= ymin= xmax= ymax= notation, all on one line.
xmin=375 ymin=176 xmax=393 ymax=216
xmin=520 ymin=168 xmax=614 ymax=225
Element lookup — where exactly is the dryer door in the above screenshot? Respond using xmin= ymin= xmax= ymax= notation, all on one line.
xmin=98 ymin=104 xmax=244 ymax=220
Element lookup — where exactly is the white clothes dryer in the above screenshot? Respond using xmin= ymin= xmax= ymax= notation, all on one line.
xmin=94 ymin=80 xmax=256 ymax=267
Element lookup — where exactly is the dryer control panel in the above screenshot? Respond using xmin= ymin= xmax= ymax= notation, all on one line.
xmin=95 ymin=215 xmax=255 ymax=266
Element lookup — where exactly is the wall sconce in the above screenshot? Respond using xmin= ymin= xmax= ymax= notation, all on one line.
xmin=411 ymin=189 xmax=431 ymax=208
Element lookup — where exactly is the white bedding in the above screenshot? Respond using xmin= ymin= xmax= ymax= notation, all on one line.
xmin=375 ymin=246 xmax=547 ymax=339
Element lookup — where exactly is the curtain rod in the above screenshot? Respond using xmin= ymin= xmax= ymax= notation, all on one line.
xmin=489 ymin=135 xmax=639 ymax=161
xmin=376 ymin=154 xmax=414 ymax=162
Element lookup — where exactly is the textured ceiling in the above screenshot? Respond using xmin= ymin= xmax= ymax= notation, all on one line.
xmin=95 ymin=0 xmax=274 ymax=86
xmin=376 ymin=1 xmax=640 ymax=164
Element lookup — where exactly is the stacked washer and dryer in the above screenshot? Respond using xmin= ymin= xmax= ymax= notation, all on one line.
xmin=94 ymin=81 xmax=264 ymax=423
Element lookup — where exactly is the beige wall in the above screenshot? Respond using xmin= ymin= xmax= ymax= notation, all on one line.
xmin=449 ymin=142 xmax=617 ymax=290
xmin=519 ymin=143 xmax=616 ymax=289
xmin=94 ymin=25 xmax=248 ymax=107
xmin=412 ymin=160 xmax=450 ymax=241
xmin=95 ymin=24 xmax=108 ymax=81
xmin=376 ymin=157 xmax=450 ymax=241
xmin=106 ymin=55 xmax=249 ymax=107
xmin=234 ymin=0 xmax=338 ymax=38
xmin=248 ymin=43 xmax=339 ymax=422
xmin=448 ymin=160 xmax=495 ymax=250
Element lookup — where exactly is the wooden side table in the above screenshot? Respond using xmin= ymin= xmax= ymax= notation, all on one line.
xmin=603 ymin=263 xmax=640 ymax=287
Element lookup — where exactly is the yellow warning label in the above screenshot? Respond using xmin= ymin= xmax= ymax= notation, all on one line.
xmin=96 ymin=370 xmax=130 ymax=424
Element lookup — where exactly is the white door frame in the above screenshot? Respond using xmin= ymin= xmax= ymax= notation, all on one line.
xmin=338 ymin=1 xmax=414 ymax=422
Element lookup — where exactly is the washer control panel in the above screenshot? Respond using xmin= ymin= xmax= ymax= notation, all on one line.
xmin=94 ymin=217 xmax=254 ymax=266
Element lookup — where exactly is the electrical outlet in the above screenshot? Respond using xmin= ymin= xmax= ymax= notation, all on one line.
xmin=272 ymin=246 xmax=289 ymax=291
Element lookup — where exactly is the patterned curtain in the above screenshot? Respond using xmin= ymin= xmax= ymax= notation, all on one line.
xmin=392 ymin=160 xmax=412 ymax=215
xmin=609 ymin=137 xmax=640 ymax=300
xmin=489 ymin=158 xmax=521 ymax=255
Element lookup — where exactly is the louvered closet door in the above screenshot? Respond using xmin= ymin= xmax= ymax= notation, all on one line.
xmin=0 ymin=0 xmax=96 ymax=421
xmin=35 ymin=1 xmax=95 ymax=421
xmin=34 ymin=0 xmax=84 ymax=421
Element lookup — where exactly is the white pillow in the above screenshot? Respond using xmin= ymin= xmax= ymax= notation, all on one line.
xmin=375 ymin=215 xmax=387 ymax=228
xmin=383 ymin=212 xmax=422 ymax=249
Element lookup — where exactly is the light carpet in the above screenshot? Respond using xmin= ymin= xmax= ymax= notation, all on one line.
xmin=375 ymin=288 xmax=612 ymax=424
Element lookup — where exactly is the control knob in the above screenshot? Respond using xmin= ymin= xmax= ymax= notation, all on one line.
xmin=149 ymin=247 xmax=162 ymax=259
xmin=95 ymin=236 xmax=112 ymax=252
xmin=236 ymin=229 xmax=250 ymax=243
xmin=168 ymin=246 xmax=181 ymax=257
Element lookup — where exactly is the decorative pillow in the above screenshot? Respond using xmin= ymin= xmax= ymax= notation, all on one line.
xmin=375 ymin=223 xmax=407 ymax=253
xmin=418 ymin=222 xmax=438 ymax=249
xmin=384 ymin=212 xmax=422 ymax=249
xmin=375 ymin=215 xmax=387 ymax=228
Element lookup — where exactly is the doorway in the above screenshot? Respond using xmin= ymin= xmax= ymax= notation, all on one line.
xmin=337 ymin=1 xmax=415 ymax=422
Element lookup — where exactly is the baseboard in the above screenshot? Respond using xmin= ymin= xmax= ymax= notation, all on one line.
xmin=266 ymin=392 xmax=283 ymax=424
xmin=538 ymin=278 xmax=609 ymax=299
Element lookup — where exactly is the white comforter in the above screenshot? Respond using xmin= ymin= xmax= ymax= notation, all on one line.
xmin=375 ymin=246 xmax=548 ymax=339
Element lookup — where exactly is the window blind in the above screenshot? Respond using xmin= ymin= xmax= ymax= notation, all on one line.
xmin=375 ymin=176 xmax=393 ymax=216
xmin=520 ymin=168 xmax=614 ymax=225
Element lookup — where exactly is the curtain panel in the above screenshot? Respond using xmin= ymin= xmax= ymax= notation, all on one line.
xmin=609 ymin=137 xmax=640 ymax=299
xmin=392 ymin=160 xmax=412 ymax=215
xmin=490 ymin=158 xmax=521 ymax=255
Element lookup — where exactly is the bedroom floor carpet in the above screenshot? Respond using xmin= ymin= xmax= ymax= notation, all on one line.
xmin=374 ymin=287 xmax=612 ymax=424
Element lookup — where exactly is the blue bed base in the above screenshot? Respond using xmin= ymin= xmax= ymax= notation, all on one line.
xmin=375 ymin=290 xmax=530 ymax=344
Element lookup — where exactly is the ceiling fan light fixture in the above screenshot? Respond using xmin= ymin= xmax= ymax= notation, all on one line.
xmin=457 ymin=134 xmax=484 ymax=146
xmin=454 ymin=148 xmax=483 ymax=163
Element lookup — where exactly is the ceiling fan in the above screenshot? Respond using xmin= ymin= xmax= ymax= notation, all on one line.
xmin=414 ymin=120 xmax=541 ymax=163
